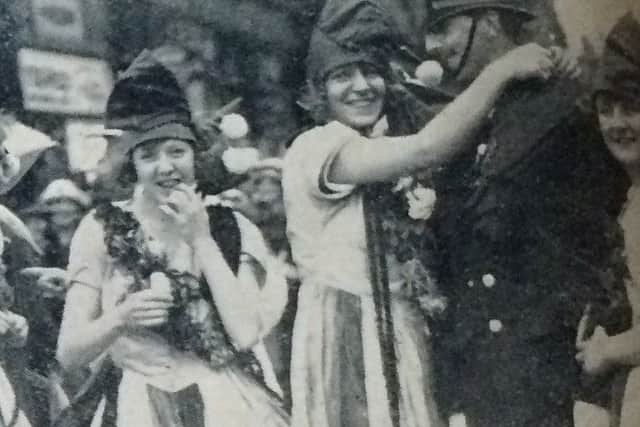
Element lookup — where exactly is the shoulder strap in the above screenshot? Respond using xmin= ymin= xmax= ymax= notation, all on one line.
xmin=206 ymin=205 xmax=241 ymax=275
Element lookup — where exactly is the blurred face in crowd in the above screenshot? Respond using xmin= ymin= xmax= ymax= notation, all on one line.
xmin=47 ymin=199 xmax=86 ymax=253
xmin=325 ymin=62 xmax=386 ymax=131
xmin=596 ymin=92 xmax=640 ymax=168
xmin=132 ymin=138 xmax=196 ymax=203
xmin=47 ymin=200 xmax=83 ymax=230
xmin=249 ymin=171 xmax=285 ymax=223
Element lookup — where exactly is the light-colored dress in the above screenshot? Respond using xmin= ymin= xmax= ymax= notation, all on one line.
xmin=618 ymin=185 xmax=640 ymax=427
xmin=283 ymin=121 xmax=442 ymax=427
xmin=65 ymin=199 xmax=289 ymax=427
xmin=0 ymin=363 xmax=31 ymax=427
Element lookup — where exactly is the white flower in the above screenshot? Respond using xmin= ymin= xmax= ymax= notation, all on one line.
xmin=482 ymin=274 xmax=496 ymax=288
xmin=413 ymin=186 xmax=437 ymax=205
xmin=392 ymin=176 xmax=414 ymax=193
xmin=150 ymin=272 xmax=172 ymax=294
xmin=415 ymin=60 xmax=444 ymax=88
xmin=489 ymin=319 xmax=503 ymax=333
xmin=146 ymin=239 xmax=166 ymax=259
xmin=222 ymin=147 xmax=260 ymax=174
xmin=406 ymin=186 xmax=437 ymax=221
xmin=219 ymin=113 xmax=249 ymax=140
xmin=477 ymin=143 xmax=488 ymax=156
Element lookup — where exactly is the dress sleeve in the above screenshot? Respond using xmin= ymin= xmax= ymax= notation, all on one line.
xmin=234 ymin=213 xmax=288 ymax=336
xmin=292 ymin=121 xmax=366 ymax=200
xmin=66 ymin=212 xmax=107 ymax=290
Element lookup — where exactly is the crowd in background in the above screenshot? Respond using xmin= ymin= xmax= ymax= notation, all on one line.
xmin=0 ymin=1 xmax=639 ymax=427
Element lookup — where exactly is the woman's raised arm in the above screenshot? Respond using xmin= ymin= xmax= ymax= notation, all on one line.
xmin=329 ymin=43 xmax=558 ymax=184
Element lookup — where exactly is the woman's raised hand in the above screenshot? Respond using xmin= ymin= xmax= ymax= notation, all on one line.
xmin=115 ymin=288 xmax=173 ymax=330
xmin=491 ymin=43 xmax=562 ymax=82
xmin=549 ymin=46 xmax=581 ymax=80
xmin=159 ymin=183 xmax=211 ymax=244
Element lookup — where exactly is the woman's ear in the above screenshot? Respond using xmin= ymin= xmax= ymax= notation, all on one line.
xmin=297 ymin=80 xmax=329 ymax=124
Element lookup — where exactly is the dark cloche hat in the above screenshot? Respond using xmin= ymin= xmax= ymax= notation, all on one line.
xmin=306 ymin=0 xmax=404 ymax=83
xmin=105 ymin=49 xmax=193 ymax=135
xmin=96 ymin=50 xmax=197 ymax=189
xmin=593 ymin=12 xmax=640 ymax=100
xmin=428 ymin=0 xmax=535 ymax=28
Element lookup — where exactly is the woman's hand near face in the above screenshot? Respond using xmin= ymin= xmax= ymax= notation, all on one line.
xmin=115 ymin=288 xmax=173 ymax=330
xmin=159 ymin=183 xmax=211 ymax=244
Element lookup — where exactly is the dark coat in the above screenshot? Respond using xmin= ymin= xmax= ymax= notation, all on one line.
xmin=432 ymin=77 xmax=630 ymax=427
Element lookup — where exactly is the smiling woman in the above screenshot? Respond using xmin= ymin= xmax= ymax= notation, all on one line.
xmin=54 ymin=50 xmax=289 ymax=427
xmin=283 ymin=2 xmax=562 ymax=427
xmin=131 ymin=139 xmax=196 ymax=202
xmin=325 ymin=64 xmax=386 ymax=131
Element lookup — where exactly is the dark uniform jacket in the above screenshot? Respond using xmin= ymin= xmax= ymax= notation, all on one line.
xmin=432 ymin=77 xmax=629 ymax=427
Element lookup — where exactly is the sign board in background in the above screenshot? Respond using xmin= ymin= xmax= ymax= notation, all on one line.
xmin=31 ymin=0 xmax=85 ymax=43
xmin=18 ymin=48 xmax=113 ymax=116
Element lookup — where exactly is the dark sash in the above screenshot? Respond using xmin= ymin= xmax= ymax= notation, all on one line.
xmin=147 ymin=384 xmax=205 ymax=427
xmin=363 ymin=186 xmax=400 ymax=427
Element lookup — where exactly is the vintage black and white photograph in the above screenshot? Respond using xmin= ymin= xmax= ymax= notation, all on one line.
xmin=0 ymin=1 xmax=638 ymax=426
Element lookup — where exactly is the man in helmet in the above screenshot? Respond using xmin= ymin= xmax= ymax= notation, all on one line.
xmin=425 ymin=1 xmax=626 ymax=426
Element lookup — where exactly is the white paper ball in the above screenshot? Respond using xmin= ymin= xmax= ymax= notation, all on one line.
xmin=415 ymin=60 xmax=444 ymax=88
xmin=219 ymin=113 xmax=249 ymax=140
xmin=482 ymin=274 xmax=496 ymax=288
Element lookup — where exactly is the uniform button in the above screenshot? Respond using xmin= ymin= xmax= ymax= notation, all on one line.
xmin=482 ymin=274 xmax=496 ymax=288
xmin=489 ymin=319 xmax=503 ymax=333
xmin=467 ymin=280 xmax=475 ymax=288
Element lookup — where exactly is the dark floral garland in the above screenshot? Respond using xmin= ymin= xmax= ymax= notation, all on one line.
xmin=372 ymin=171 xmax=447 ymax=321
xmin=371 ymin=78 xmax=449 ymax=322
xmin=93 ymin=203 xmax=264 ymax=380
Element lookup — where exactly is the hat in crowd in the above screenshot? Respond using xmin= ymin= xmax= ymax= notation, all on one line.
xmin=306 ymin=0 xmax=403 ymax=83
xmin=247 ymin=157 xmax=283 ymax=179
xmin=0 ymin=120 xmax=57 ymax=195
xmin=593 ymin=12 xmax=640 ymax=100
xmin=96 ymin=49 xmax=197 ymax=181
xmin=427 ymin=0 xmax=535 ymax=28
xmin=38 ymin=179 xmax=91 ymax=209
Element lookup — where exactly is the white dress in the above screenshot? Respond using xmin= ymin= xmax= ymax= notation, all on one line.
xmin=0 ymin=362 xmax=31 ymax=427
xmin=283 ymin=121 xmax=443 ymax=427
xmin=65 ymin=199 xmax=289 ymax=427
xmin=618 ymin=185 xmax=640 ymax=427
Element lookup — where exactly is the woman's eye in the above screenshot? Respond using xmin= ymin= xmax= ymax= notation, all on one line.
xmin=623 ymin=99 xmax=640 ymax=114
xmin=330 ymin=69 xmax=352 ymax=81
xmin=362 ymin=68 xmax=381 ymax=80
xmin=596 ymin=98 xmax=614 ymax=116
xmin=169 ymin=147 xmax=186 ymax=157
xmin=138 ymin=151 xmax=154 ymax=161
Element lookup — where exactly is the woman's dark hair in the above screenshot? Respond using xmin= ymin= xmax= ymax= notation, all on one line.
xmin=117 ymin=123 xmax=207 ymax=187
xmin=303 ymin=61 xmax=391 ymax=125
